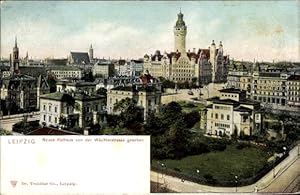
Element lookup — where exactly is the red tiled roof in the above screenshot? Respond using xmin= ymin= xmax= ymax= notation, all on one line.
xmin=139 ymin=74 xmax=154 ymax=85
xmin=27 ymin=127 xmax=80 ymax=135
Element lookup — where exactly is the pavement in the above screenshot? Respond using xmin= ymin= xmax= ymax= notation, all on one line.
xmin=151 ymin=144 xmax=300 ymax=193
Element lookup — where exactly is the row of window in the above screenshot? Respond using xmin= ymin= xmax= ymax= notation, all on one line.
xmin=211 ymin=113 xmax=230 ymax=120
xmin=43 ymin=115 xmax=58 ymax=124
xmin=221 ymin=94 xmax=238 ymax=98
xmin=215 ymin=123 xmax=230 ymax=128
xmin=43 ymin=104 xmax=99 ymax=113
xmin=254 ymin=91 xmax=285 ymax=96
xmin=214 ymin=105 xmax=230 ymax=110
xmin=43 ymin=105 xmax=58 ymax=112
xmin=253 ymin=96 xmax=286 ymax=105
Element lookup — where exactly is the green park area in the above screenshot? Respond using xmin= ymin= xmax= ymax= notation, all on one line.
xmin=153 ymin=143 xmax=271 ymax=183
xmin=177 ymin=101 xmax=205 ymax=113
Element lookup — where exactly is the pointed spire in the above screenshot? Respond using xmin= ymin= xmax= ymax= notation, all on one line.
xmin=15 ymin=36 xmax=18 ymax=48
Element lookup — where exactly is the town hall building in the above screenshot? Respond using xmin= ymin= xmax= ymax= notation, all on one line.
xmin=143 ymin=11 xmax=230 ymax=85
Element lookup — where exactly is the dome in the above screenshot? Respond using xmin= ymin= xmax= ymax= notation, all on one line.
xmin=155 ymin=50 xmax=161 ymax=56
xmin=175 ymin=11 xmax=186 ymax=27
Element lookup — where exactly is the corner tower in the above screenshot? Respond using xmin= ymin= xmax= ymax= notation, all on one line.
xmin=174 ymin=10 xmax=187 ymax=54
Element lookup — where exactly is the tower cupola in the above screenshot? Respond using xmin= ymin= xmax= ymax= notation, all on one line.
xmin=174 ymin=10 xmax=187 ymax=54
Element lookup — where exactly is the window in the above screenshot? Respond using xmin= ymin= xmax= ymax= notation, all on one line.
xmin=221 ymin=114 xmax=224 ymax=120
xmin=55 ymin=117 xmax=57 ymax=123
xmin=55 ymin=107 xmax=57 ymax=113
xmin=49 ymin=105 xmax=51 ymax=112
xmin=227 ymin=115 xmax=230 ymax=120
xmin=215 ymin=113 xmax=218 ymax=119
xmin=49 ymin=116 xmax=51 ymax=122
xmin=43 ymin=105 xmax=46 ymax=111
xmin=43 ymin=115 xmax=46 ymax=121
xmin=211 ymin=113 xmax=213 ymax=118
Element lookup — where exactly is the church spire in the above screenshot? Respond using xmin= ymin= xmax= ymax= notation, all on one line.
xmin=15 ymin=36 xmax=18 ymax=48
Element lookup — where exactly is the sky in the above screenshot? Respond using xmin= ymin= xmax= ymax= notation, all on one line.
xmin=0 ymin=1 xmax=299 ymax=62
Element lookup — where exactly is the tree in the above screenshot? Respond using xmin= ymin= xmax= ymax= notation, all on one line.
xmin=167 ymin=118 xmax=190 ymax=159
xmin=12 ymin=120 xmax=40 ymax=134
xmin=74 ymin=102 xmax=81 ymax=112
xmin=96 ymin=88 xmax=107 ymax=103
xmin=0 ymin=128 xmax=12 ymax=135
xmin=184 ymin=111 xmax=200 ymax=128
xmin=113 ymin=98 xmax=144 ymax=130
xmin=159 ymin=101 xmax=183 ymax=126
xmin=82 ymin=71 xmax=94 ymax=82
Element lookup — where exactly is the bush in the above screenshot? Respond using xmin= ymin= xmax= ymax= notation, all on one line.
xmin=210 ymin=142 xmax=227 ymax=151
xmin=185 ymin=103 xmax=196 ymax=108
xmin=236 ymin=142 xmax=251 ymax=150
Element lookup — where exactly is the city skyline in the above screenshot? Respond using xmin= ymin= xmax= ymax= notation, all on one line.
xmin=1 ymin=1 xmax=299 ymax=62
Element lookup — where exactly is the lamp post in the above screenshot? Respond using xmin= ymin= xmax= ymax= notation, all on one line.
xmin=156 ymin=162 xmax=166 ymax=191
xmin=272 ymin=157 xmax=276 ymax=178
xmin=235 ymin=175 xmax=238 ymax=192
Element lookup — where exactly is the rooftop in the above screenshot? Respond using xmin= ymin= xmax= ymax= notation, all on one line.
xmin=234 ymin=106 xmax=253 ymax=112
xmin=40 ymin=92 xmax=73 ymax=102
xmin=288 ymin=75 xmax=300 ymax=81
xmin=48 ymin=66 xmax=81 ymax=71
xmin=111 ymin=85 xmax=159 ymax=93
xmin=219 ymin=88 xmax=245 ymax=94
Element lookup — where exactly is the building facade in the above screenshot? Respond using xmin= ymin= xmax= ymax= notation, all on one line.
xmin=47 ymin=66 xmax=83 ymax=80
xmin=107 ymin=73 xmax=162 ymax=120
xmin=144 ymin=11 xmax=229 ymax=85
xmin=0 ymin=38 xmax=50 ymax=114
xmin=56 ymin=81 xmax=96 ymax=94
xmin=40 ymin=92 xmax=106 ymax=128
xmin=93 ymin=60 xmax=115 ymax=78
xmin=200 ymin=88 xmax=263 ymax=137
xmin=227 ymin=63 xmax=300 ymax=113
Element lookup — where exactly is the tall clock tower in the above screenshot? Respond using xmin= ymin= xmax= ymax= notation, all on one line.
xmin=174 ymin=11 xmax=187 ymax=54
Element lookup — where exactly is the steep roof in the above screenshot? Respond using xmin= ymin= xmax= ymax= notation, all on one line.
xmin=70 ymin=52 xmax=90 ymax=64
xmin=40 ymin=92 xmax=73 ymax=102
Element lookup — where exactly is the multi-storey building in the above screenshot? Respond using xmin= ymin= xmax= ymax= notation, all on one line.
xmin=0 ymin=38 xmax=50 ymax=113
xmin=287 ymin=75 xmax=300 ymax=108
xmin=56 ymin=81 xmax=96 ymax=94
xmin=47 ymin=66 xmax=83 ymax=80
xmin=200 ymin=88 xmax=263 ymax=137
xmin=40 ymin=91 xmax=106 ymax=128
xmin=227 ymin=63 xmax=300 ymax=113
xmin=143 ymin=11 xmax=229 ymax=85
xmin=115 ymin=59 xmax=144 ymax=77
xmin=93 ymin=60 xmax=115 ymax=78
xmin=107 ymin=73 xmax=162 ymax=120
